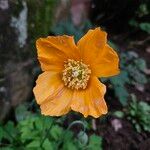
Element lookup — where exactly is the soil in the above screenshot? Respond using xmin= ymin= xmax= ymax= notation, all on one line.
xmin=98 ymin=117 xmax=150 ymax=150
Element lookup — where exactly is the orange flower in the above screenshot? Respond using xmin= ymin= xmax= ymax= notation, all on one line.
xmin=33 ymin=27 xmax=120 ymax=118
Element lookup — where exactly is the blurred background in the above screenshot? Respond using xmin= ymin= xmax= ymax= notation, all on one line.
xmin=0 ymin=0 xmax=150 ymax=149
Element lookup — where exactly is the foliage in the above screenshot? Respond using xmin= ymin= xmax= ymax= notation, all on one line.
xmin=139 ymin=23 xmax=150 ymax=34
xmin=129 ymin=1 xmax=150 ymax=34
xmin=113 ymin=111 xmax=124 ymax=118
xmin=0 ymin=104 xmax=103 ymax=150
xmin=126 ymin=94 xmax=150 ymax=133
xmin=109 ymin=70 xmax=129 ymax=106
xmin=109 ymin=42 xmax=148 ymax=106
xmin=121 ymin=51 xmax=148 ymax=85
xmin=114 ymin=94 xmax=150 ymax=133
xmin=87 ymin=135 xmax=103 ymax=150
xmin=129 ymin=20 xmax=150 ymax=34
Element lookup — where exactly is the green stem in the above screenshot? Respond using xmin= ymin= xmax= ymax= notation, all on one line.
xmin=40 ymin=118 xmax=55 ymax=148
xmin=67 ymin=120 xmax=86 ymax=133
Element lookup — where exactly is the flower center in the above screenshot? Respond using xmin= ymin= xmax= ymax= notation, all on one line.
xmin=62 ymin=59 xmax=91 ymax=90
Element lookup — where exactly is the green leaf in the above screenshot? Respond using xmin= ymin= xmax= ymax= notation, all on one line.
xmin=62 ymin=130 xmax=79 ymax=150
xmin=43 ymin=116 xmax=54 ymax=129
xmin=129 ymin=19 xmax=138 ymax=27
xmin=113 ymin=111 xmax=124 ymax=118
xmin=63 ymin=130 xmax=74 ymax=141
xmin=87 ymin=135 xmax=103 ymax=150
xmin=110 ymin=71 xmax=129 ymax=106
xmin=63 ymin=142 xmax=78 ymax=150
xmin=3 ymin=121 xmax=17 ymax=143
xmin=115 ymin=86 xmax=129 ymax=106
xmin=35 ymin=117 xmax=43 ymax=131
xmin=110 ymin=71 xmax=129 ymax=85
xmin=26 ymin=140 xmax=40 ymax=148
xmin=135 ymin=58 xmax=147 ymax=72
xmin=21 ymin=128 xmax=38 ymax=141
xmin=15 ymin=104 xmax=31 ymax=122
xmin=139 ymin=102 xmax=150 ymax=112
xmin=42 ymin=139 xmax=53 ymax=150
xmin=50 ymin=125 xmax=63 ymax=140
xmin=139 ymin=23 xmax=150 ymax=33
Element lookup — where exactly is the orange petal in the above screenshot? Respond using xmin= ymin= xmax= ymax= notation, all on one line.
xmin=91 ymin=44 xmax=120 ymax=77
xmin=40 ymin=88 xmax=73 ymax=116
xmin=33 ymin=71 xmax=64 ymax=105
xmin=71 ymin=77 xmax=108 ymax=118
xmin=36 ymin=35 xmax=80 ymax=72
xmin=77 ymin=27 xmax=107 ymax=65
xmin=47 ymin=36 xmax=80 ymax=59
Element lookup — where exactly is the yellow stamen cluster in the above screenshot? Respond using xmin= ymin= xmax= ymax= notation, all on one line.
xmin=62 ymin=59 xmax=91 ymax=90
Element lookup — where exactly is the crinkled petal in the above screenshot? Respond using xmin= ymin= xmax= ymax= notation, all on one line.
xmin=91 ymin=45 xmax=120 ymax=77
xmin=36 ymin=35 xmax=80 ymax=72
xmin=33 ymin=71 xmax=64 ymax=105
xmin=77 ymin=27 xmax=107 ymax=65
xmin=71 ymin=77 xmax=107 ymax=118
xmin=40 ymin=88 xmax=73 ymax=116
